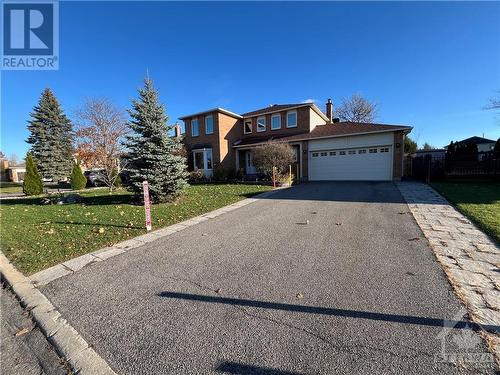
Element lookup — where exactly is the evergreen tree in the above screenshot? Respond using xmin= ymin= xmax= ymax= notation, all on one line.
xmin=27 ymin=88 xmax=73 ymax=181
xmin=123 ymin=78 xmax=188 ymax=203
xmin=70 ymin=161 xmax=87 ymax=190
xmin=23 ymin=153 xmax=43 ymax=196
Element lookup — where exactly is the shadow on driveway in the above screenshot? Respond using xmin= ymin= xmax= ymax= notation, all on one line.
xmin=158 ymin=291 xmax=500 ymax=334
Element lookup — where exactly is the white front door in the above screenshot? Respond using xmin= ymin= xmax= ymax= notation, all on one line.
xmin=245 ymin=151 xmax=257 ymax=174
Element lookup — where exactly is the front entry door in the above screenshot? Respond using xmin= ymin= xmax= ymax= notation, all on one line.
xmin=245 ymin=151 xmax=257 ymax=174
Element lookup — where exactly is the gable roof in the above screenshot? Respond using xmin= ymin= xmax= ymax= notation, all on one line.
xmin=233 ymin=122 xmax=412 ymax=148
xmin=456 ymin=136 xmax=496 ymax=145
xmin=179 ymin=107 xmax=242 ymax=120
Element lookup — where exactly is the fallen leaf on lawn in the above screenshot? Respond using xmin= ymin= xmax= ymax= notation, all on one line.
xmin=15 ymin=326 xmax=33 ymax=336
xmin=46 ymin=228 xmax=55 ymax=235
xmin=98 ymin=228 xmax=105 ymax=233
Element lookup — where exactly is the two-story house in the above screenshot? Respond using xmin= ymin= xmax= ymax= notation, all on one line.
xmin=179 ymin=99 xmax=412 ymax=181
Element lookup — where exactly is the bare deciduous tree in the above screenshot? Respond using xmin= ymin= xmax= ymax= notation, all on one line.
xmin=336 ymin=94 xmax=378 ymax=123
xmin=75 ymin=98 xmax=129 ymax=191
xmin=252 ymin=142 xmax=294 ymax=178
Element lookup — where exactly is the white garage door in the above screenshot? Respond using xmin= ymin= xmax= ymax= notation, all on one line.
xmin=309 ymin=146 xmax=392 ymax=181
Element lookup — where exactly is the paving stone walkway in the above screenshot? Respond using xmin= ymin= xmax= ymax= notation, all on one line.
xmin=396 ymin=181 xmax=500 ymax=364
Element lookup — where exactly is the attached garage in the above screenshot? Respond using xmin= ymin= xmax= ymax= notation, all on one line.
xmin=308 ymin=132 xmax=395 ymax=181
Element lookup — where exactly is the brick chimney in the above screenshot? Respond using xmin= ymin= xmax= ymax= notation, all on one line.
xmin=326 ymin=99 xmax=333 ymax=123
xmin=174 ymin=122 xmax=181 ymax=138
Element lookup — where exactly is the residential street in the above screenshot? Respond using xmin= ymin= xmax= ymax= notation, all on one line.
xmin=0 ymin=285 xmax=68 ymax=375
xmin=41 ymin=182 xmax=495 ymax=374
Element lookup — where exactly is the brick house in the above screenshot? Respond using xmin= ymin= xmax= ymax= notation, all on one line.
xmin=179 ymin=100 xmax=412 ymax=181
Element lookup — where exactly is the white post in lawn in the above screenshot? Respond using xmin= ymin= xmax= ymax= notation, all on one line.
xmin=143 ymin=181 xmax=152 ymax=231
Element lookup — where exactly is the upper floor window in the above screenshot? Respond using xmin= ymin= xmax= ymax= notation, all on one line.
xmin=205 ymin=115 xmax=214 ymax=134
xmin=244 ymin=120 xmax=252 ymax=134
xmin=191 ymin=119 xmax=199 ymax=137
xmin=257 ymin=116 xmax=266 ymax=132
xmin=271 ymin=114 xmax=281 ymax=130
xmin=286 ymin=111 xmax=297 ymax=128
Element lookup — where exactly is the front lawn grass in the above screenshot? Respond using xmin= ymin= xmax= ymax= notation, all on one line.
xmin=0 ymin=184 xmax=272 ymax=274
xmin=431 ymin=181 xmax=500 ymax=244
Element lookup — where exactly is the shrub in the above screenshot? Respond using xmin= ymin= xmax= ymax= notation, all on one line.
xmin=252 ymin=142 xmax=294 ymax=178
xmin=70 ymin=161 xmax=87 ymax=190
xmin=23 ymin=153 xmax=43 ymax=196
xmin=189 ymin=170 xmax=207 ymax=183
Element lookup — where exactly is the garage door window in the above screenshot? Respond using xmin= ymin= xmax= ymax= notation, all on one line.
xmin=312 ymin=152 xmax=319 ymax=157
xmin=320 ymin=152 xmax=327 ymax=156
xmin=380 ymin=147 xmax=389 ymax=153
xmin=339 ymin=151 xmax=346 ymax=155
xmin=369 ymin=149 xmax=377 ymax=153
xmin=348 ymin=150 xmax=356 ymax=155
xmin=358 ymin=149 xmax=366 ymax=154
xmin=330 ymin=151 xmax=336 ymax=156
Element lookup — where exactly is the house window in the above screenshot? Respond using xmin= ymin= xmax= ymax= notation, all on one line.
xmin=286 ymin=111 xmax=297 ymax=128
xmin=339 ymin=151 xmax=346 ymax=155
xmin=191 ymin=119 xmax=199 ymax=137
xmin=193 ymin=149 xmax=213 ymax=176
xmin=348 ymin=150 xmax=356 ymax=155
xmin=205 ymin=115 xmax=214 ymax=134
xmin=244 ymin=120 xmax=252 ymax=134
xmin=271 ymin=114 xmax=281 ymax=130
xmin=369 ymin=148 xmax=377 ymax=153
xmin=257 ymin=116 xmax=266 ymax=132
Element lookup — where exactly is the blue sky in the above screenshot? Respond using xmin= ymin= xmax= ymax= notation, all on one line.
xmin=1 ymin=1 xmax=500 ymax=158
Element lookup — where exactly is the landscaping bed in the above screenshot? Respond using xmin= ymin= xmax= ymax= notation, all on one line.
xmin=0 ymin=184 xmax=272 ymax=274
xmin=431 ymin=181 xmax=500 ymax=244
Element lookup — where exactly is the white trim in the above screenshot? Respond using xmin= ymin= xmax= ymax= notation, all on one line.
xmin=271 ymin=114 xmax=281 ymax=130
xmin=205 ymin=115 xmax=214 ymax=134
xmin=191 ymin=118 xmax=199 ymax=137
xmin=257 ymin=116 xmax=266 ymax=132
xmin=286 ymin=110 xmax=297 ymax=128
xmin=244 ymin=119 xmax=252 ymax=134
xmin=192 ymin=148 xmax=213 ymax=177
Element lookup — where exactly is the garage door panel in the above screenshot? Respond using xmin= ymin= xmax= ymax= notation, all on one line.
xmin=310 ymin=146 xmax=392 ymax=181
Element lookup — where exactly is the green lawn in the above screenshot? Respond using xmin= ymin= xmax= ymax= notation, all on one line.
xmin=0 ymin=184 xmax=272 ymax=274
xmin=431 ymin=181 xmax=500 ymax=244
xmin=0 ymin=182 xmax=23 ymax=194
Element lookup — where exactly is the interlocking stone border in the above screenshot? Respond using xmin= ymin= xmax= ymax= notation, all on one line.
xmin=396 ymin=181 xmax=500 ymax=365
xmin=0 ymin=252 xmax=117 ymax=375
xmin=30 ymin=188 xmax=283 ymax=287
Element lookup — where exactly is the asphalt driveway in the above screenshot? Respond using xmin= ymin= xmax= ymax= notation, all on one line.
xmin=41 ymin=182 xmax=495 ymax=374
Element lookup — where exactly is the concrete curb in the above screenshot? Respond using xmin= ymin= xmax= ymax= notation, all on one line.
xmin=30 ymin=187 xmax=286 ymax=287
xmin=0 ymin=252 xmax=117 ymax=375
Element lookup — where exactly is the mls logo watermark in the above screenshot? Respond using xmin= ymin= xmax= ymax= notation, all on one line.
xmin=2 ymin=0 xmax=59 ymax=70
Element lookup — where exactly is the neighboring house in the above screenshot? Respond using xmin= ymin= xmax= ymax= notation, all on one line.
xmin=0 ymin=159 xmax=26 ymax=182
xmin=449 ymin=136 xmax=496 ymax=153
xmin=179 ymin=99 xmax=412 ymax=181
xmin=414 ymin=149 xmax=446 ymax=158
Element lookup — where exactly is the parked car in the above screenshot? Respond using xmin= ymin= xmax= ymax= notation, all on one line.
xmin=84 ymin=170 xmax=106 ymax=187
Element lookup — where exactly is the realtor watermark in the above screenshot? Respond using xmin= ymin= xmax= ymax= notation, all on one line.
xmin=435 ymin=308 xmax=496 ymax=370
xmin=1 ymin=0 xmax=59 ymax=70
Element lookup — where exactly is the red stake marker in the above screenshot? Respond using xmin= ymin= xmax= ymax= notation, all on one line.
xmin=143 ymin=181 xmax=152 ymax=231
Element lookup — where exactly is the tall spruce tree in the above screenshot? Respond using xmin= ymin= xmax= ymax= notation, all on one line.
xmin=27 ymin=88 xmax=73 ymax=181
xmin=123 ymin=78 xmax=188 ymax=202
